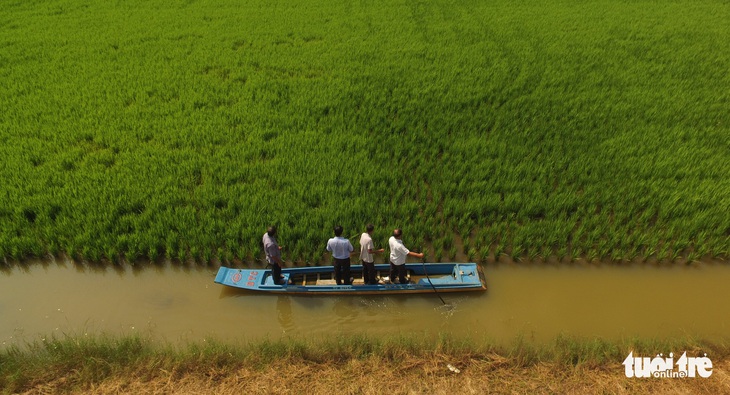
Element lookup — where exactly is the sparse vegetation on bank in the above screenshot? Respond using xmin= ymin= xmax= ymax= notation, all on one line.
xmin=2 ymin=334 xmax=729 ymax=394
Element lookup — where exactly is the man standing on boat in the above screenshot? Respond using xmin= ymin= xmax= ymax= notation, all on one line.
xmin=360 ymin=224 xmax=384 ymax=285
xmin=263 ymin=225 xmax=288 ymax=285
xmin=388 ymin=228 xmax=424 ymax=284
xmin=326 ymin=225 xmax=356 ymax=285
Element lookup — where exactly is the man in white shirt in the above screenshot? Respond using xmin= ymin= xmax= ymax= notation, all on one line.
xmin=388 ymin=228 xmax=425 ymax=284
xmin=359 ymin=224 xmax=384 ymax=285
xmin=326 ymin=225 xmax=356 ymax=285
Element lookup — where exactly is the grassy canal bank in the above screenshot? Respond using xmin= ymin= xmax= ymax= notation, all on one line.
xmin=2 ymin=334 xmax=729 ymax=394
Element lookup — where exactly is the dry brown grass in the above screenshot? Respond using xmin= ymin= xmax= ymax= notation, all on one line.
xmin=17 ymin=355 xmax=730 ymax=395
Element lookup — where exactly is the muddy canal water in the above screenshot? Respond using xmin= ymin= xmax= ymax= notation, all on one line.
xmin=1 ymin=260 xmax=728 ymax=346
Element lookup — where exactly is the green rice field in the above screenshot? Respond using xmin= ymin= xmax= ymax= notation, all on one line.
xmin=1 ymin=0 xmax=728 ymax=264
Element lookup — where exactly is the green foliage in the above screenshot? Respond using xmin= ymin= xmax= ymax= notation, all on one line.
xmin=0 ymin=0 xmax=729 ymax=263
xmin=0 ymin=334 xmax=150 ymax=393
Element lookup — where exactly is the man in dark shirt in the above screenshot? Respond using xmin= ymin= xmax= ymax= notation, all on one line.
xmin=263 ymin=225 xmax=287 ymax=285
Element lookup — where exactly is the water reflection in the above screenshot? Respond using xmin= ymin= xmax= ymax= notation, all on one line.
xmin=290 ymin=296 xmax=326 ymax=309
xmin=276 ymin=296 xmax=294 ymax=333
xmin=333 ymin=298 xmax=364 ymax=328
xmin=218 ymin=286 xmax=254 ymax=299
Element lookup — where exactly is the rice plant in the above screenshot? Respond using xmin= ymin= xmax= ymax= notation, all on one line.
xmin=0 ymin=0 xmax=728 ymax=264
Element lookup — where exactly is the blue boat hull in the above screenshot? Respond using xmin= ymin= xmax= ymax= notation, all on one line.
xmin=214 ymin=263 xmax=486 ymax=295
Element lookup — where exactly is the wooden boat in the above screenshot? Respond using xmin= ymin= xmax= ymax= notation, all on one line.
xmin=214 ymin=263 xmax=486 ymax=295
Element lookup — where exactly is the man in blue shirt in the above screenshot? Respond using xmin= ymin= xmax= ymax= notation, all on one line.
xmin=326 ymin=225 xmax=356 ymax=285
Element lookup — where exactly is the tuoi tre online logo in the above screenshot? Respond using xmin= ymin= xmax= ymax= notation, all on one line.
xmin=623 ymin=352 xmax=713 ymax=378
